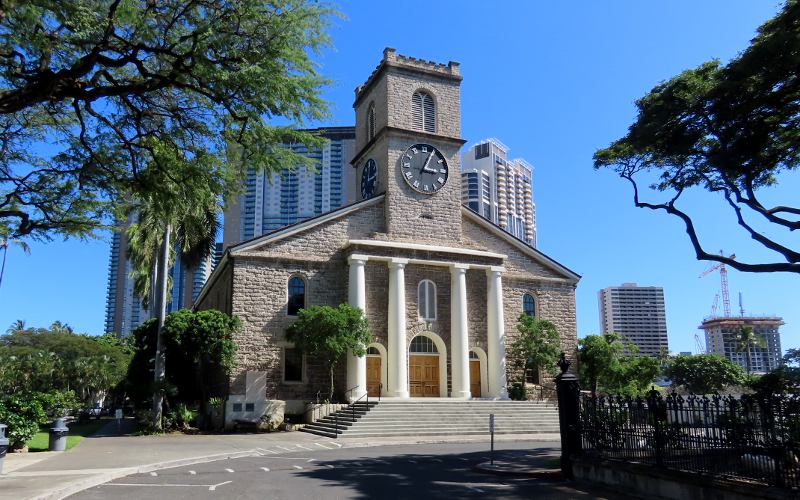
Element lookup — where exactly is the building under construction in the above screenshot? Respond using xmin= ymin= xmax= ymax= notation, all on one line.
xmin=697 ymin=255 xmax=784 ymax=374
xmin=700 ymin=316 xmax=784 ymax=374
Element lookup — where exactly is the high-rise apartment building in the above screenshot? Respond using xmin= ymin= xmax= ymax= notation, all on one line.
xmin=460 ymin=138 xmax=536 ymax=246
xmin=700 ymin=316 xmax=783 ymax=374
xmin=103 ymin=215 xmax=215 ymax=337
xmin=598 ymin=283 xmax=669 ymax=357
xmin=223 ymin=127 xmax=355 ymax=245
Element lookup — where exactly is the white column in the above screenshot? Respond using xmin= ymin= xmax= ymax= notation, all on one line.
xmin=346 ymin=255 xmax=368 ymax=401
xmin=450 ymin=264 xmax=471 ymax=398
xmin=486 ymin=266 xmax=509 ymax=399
xmin=387 ymin=258 xmax=409 ymax=398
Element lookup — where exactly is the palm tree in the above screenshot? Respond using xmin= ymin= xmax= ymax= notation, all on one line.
xmin=734 ymin=325 xmax=767 ymax=375
xmin=0 ymin=235 xmax=30 ymax=290
xmin=49 ymin=321 xmax=74 ymax=334
xmin=125 ymin=154 xmax=223 ymax=430
xmin=6 ymin=319 xmax=26 ymax=334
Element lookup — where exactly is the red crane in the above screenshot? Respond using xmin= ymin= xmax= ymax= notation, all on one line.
xmin=699 ymin=251 xmax=736 ymax=318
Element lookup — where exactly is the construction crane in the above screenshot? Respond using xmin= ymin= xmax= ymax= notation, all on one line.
xmin=699 ymin=251 xmax=736 ymax=317
xmin=694 ymin=332 xmax=705 ymax=354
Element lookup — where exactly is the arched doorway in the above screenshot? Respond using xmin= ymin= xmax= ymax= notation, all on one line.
xmin=469 ymin=351 xmax=481 ymax=397
xmin=409 ymin=335 xmax=440 ymax=397
xmin=366 ymin=345 xmax=384 ymax=397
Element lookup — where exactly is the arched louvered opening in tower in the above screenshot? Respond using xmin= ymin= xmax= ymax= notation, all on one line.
xmin=367 ymin=102 xmax=376 ymax=141
xmin=412 ymin=91 xmax=435 ymax=133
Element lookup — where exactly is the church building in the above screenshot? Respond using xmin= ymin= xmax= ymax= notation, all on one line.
xmin=195 ymin=49 xmax=580 ymax=418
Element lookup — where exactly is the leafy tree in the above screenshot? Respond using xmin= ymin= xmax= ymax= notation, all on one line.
xmin=577 ymin=334 xmax=626 ymax=396
xmin=124 ymin=309 xmax=239 ymax=410
xmin=664 ymin=354 xmax=747 ymax=394
xmin=750 ymin=365 xmax=800 ymax=395
xmin=509 ymin=315 xmax=561 ymax=385
xmin=0 ymin=325 xmax=131 ymax=403
xmin=594 ymin=1 xmax=800 ymax=274
xmin=784 ymin=347 xmax=800 ymax=367
xmin=733 ymin=325 xmax=767 ymax=374
xmin=577 ymin=333 xmax=660 ymax=396
xmin=1 ymin=0 xmax=333 ymax=241
xmin=285 ymin=304 xmax=371 ymax=401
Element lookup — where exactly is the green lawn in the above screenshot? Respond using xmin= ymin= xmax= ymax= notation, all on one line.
xmin=26 ymin=420 xmax=108 ymax=452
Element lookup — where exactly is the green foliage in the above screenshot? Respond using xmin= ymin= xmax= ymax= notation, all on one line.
xmin=1 ymin=0 xmax=335 ymax=241
xmin=577 ymin=333 xmax=660 ymax=396
xmin=510 ymin=315 xmax=561 ymax=384
xmin=508 ymin=382 xmax=527 ymax=401
xmin=286 ymin=304 xmax=371 ymax=401
xmin=784 ymin=348 xmax=800 ymax=367
xmin=125 ymin=310 xmax=240 ymax=408
xmin=750 ymin=365 xmax=800 ymax=395
xmin=0 ymin=393 xmax=47 ymax=448
xmin=0 ymin=326 xmax=132 ymax=404
xmin=593 ymin=0 xmax=800 ymax=274
xmin=665 ymin=354 xmax=747 ymax=394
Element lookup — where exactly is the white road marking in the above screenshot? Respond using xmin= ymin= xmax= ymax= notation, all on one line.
xmin=224 ymin=468 xmax=234 ymax=473
xmin=295 ymin=444 xmax=313 ymax=451
xmin=261 ymin=467 xmax=270 ymax=472
xmin=325 ymin=464 xmax=334 ymax=469
xmin=431 ymin=458 xmax=443 ymax=463
xmin=258 ymin=448 xmax=278 ymax=454
xmin=292 ymin=465 xmax=303 ymax=470
xmin=315 ymin=442 xmax=333 ymax=449
xmin=188 ymin=471 xmax=197 ymax=475
xmin=265 ymin=456 xmax=313 ymax=460
xmin=408 ymin=460 xmax=418 ymax=464
xmin=277 ymin=445 xmax=294 ymax=451
xmin=470 ymin=487 xmax=485 ymax=493
xmin=306 ymin=458 xmax=316 ymax=463
xmin=149 ymin=472 xmax=158 ymax=477
xmin=327 ymin=441 xmax=342 ymax=448
xmin=459 ymin=458 xmax=469 ymax=462
xmin=209 ymin=480 xmax=232 ymax=491
xmin=106 ymin=482 xmax=230 ymax=490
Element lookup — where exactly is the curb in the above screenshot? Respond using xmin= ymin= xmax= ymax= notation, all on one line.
xmin=29 ymin=449 xmax=261 ymax=500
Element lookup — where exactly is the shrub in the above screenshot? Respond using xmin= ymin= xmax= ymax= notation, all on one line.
xmin=0 ymin=393 xmax=48 ymax=449
xmin=508 ymin=382 xmax=528 ymax=401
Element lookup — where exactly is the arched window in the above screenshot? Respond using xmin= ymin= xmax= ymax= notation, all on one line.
xmin=412 ymin=91 xmax=435 ymax=133
xmin=523 ymin=293 xmax=536 ymax=317
xmin=287 ymin=276 xmax=306 ymax=316
xmin=410 ymin=335 xmax=437 ymax=353
xmin=468 ymin=350 xmax=479 ymax=360
xmin=367 ymin=346 xmax=380 ymax=356
xmin=367 ymin=102 xmax=376 ymax=141
xmin=418 ymin=279 xmax=437 ymax=321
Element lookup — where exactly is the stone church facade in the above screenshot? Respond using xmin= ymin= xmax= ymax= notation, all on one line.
xmin=195 ymin=49 xmax=580 ymax=417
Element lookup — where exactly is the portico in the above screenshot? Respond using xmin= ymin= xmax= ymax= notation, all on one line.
xmin=344 ymin=240 xmax=510 ymax=400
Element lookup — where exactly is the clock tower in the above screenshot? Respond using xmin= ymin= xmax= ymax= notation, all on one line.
xmin=351 ymin=48 xmax=466 ymax=244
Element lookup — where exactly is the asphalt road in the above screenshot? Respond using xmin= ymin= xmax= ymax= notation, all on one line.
xmin=70 ymin=441 xmax=623 ymax=499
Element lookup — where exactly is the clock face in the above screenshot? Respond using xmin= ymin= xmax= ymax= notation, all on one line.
xmin=400 ymin=143 xmax=448 ymax=194
xmin=361 ymin=158 xmax=378 ymax=199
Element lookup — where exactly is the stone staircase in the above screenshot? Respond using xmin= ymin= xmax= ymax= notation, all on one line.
xmin=299 ymin=399 xmax=559 ymax=439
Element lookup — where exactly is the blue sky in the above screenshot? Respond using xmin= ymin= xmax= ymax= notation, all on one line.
xmin=1 ymin=1 xmax=797 ymax=356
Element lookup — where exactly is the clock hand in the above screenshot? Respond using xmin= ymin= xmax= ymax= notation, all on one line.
xmin=421 ymin=151 xmax=435 ymax=174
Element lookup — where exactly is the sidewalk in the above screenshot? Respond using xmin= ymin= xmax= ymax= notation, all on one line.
xmin=0 ymin=419 xmax=559 ymax=500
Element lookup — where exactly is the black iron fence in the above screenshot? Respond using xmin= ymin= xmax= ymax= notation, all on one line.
xmin=578 ymin=391 xmax=800 ymax=489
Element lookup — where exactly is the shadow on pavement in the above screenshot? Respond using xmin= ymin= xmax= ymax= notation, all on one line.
xmin=295 ymin=446 xmax=618 ymax=499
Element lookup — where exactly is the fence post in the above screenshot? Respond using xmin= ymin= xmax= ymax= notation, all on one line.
xmin=647 ymin=388 xmax=664 ymax=467
xmin=555 ymin=352 xmax=581 ymax=480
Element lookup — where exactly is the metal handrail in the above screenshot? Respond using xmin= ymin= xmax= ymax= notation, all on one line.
xmin=344 ymin=384 xmax=360 ymax=400
xmin=351 ymin=390 xmax=369 ymax=423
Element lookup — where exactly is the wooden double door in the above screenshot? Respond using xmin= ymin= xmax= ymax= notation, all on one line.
xmin=367 ymin=356 xmax=381 ymax=397
xmin=470 ymin=359 xmax=481 ymax=397
xmin=409 ymin=354 xmax=439 ymax=397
